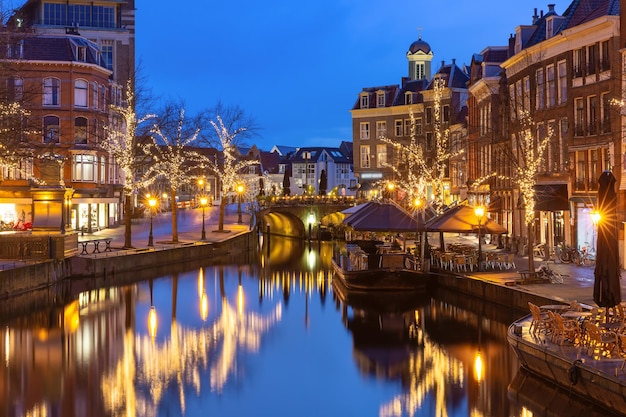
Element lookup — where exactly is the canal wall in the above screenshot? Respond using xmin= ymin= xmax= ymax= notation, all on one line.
xmin=0 ymin=231 xmax=256 ymax=298
xmin=68 ymin=231 xmax=256 ymax=278
xmin=435 ymin=272 xmax=557 ymax=312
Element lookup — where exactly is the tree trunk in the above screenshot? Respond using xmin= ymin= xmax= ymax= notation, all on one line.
xmin=218 ymin=195 xmax=226 ymax=231
xmin=124 ymin=194 xmax=133 ymax=249
xmin=171 ymin=187 xmax=178 ymax=242
xmin=527 ymin=222 xmax=534 ymax=273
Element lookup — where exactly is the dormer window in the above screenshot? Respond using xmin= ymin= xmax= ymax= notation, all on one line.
xmin=376 ymin=92 xmax=385 ymax=107
xmin=77 ymin=46 xmax=86 ymax=62
xmin=360 ymin=93 xmax=369 ymax=109
xmin=405 ymin=92 xmax=413 ymax=105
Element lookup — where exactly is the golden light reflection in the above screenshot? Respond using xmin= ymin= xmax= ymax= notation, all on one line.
xmin=200 ymin=292 xmax=208 ymax=321
xmin=4 ymin=327 xmax=9 ymax=366
xmin=474 ymin=351 xmax=484 ymax=382
xmin=237 ymin=284 xmax=244 ymax=316
xmin=64 ymin=300 xmax=80 ymax=334
xmin=148 ymin=306 xmax=157 ymax=339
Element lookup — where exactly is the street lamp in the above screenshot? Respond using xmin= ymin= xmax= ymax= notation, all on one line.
xmin=148 ymin=196 xmax=157 ymax=247
xmin=474 ymin=205 xmax=485 ymax=271
xmin=236 ymin=183 xmax=244 ymax=224
xmin=200 ymin=196 xmax=208 ymax=240
xmin=590 ymin=210 xmax=601 ymax=250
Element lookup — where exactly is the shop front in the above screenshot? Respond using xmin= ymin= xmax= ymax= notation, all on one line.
xmin=0 ymin=198 xmax=32 ymax=231
xmin=71 ymin=197 xmax=120 ymax=232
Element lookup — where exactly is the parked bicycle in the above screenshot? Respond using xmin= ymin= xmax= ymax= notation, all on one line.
xmin=579 ymin=244 xmax=596 ymax=266
xmin=556 ymin=244 xmax=581 ymax=265
xmin=535 ymin=264 xmax=566 ymax=284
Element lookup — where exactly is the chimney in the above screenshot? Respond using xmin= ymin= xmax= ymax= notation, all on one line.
xmin=532 ymin=8 xmax=539 ymax=24
xmin=548 ymin=4 xmax=555 ymax=12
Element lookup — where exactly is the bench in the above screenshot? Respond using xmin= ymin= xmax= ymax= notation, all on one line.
xmin=79 ymin=238 xmax=113 ymax=254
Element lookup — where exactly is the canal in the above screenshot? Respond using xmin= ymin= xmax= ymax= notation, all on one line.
xmin=0 ymin=237 xmax=618 ymax=417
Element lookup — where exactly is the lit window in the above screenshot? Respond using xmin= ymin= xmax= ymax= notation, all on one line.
xmin=360 ymin=145 xmax=370 ymax=168
xmin=360 ymin=122 xmax=370 ymax=140
xmin=43 ymin=78 xmax=60 ymax=106
xmin=72 ymin=154 xmax=97 ymax=182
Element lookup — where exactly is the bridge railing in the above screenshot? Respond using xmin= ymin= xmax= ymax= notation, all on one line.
xmin=258 ymin=195 xmax=358 ymax=208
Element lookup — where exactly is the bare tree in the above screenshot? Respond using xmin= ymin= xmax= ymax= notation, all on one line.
xmin=146 ymin=106 xmax=206 ymax=242
xmin=103 ymin=80 xmax=155 ymax=248
xmin=204 ymin=116 xmax=258 ymax=232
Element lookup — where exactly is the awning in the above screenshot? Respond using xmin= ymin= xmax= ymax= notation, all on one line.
xmin=569 ymin=195 xmax=596 ymax=207
xmin=534 ymin=184 xmax=568 ymax=211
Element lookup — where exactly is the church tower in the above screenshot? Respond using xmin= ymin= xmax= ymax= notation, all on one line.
xmin=406 ymin=35 xmax=433 ymax=81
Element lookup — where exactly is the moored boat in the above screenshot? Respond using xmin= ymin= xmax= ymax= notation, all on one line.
xmin=507 ymin=312 xmax=626 ymax=415
xmin=332 ymin=240 xmax=433 ymax=293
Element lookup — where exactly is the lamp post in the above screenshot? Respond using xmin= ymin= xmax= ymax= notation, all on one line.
xmin=475 ymin=205 xmax=485 ymax=271
xmin=200 ymin=196 xmax=207 ymax=240
xmin=148 ymin=196 xmax=157 ymax=247
xmin=236 ymin=183 xmax=244 ymax=224
xmin=590 ymin=210 xmax=601 ymax=250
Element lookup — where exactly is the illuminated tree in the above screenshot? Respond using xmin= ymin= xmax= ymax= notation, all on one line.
xmin=203 ymin=116 xmax=258 ymax=232
xmin=104 ymin=80 xmax=155 ymax=248
xmin=146 ymin=107 xmax=206 ymax=242
xmin=473 ymin=111 xmax=551 ymax=272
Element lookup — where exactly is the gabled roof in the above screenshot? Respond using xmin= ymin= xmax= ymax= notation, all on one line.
xmin=259 ymin=151 xmax=282 ymax=174
xmin=293 ymin=147 xmax=351 ymax=164
xmin=428 ymin=60 xmax=469 ymax=90
xmin=352 ymin=85 xmax=399 ymax=110
xmin=270 ymin=145 xmax=297 ymax=156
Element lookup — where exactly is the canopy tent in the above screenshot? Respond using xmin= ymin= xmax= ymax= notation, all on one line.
xmin=319 ymin=202 xmax=374 ymax=226
xmin=344 ymin=202 xmax=426 ymax=232
xmin=425 ymin=205 xmax=507 ymax=234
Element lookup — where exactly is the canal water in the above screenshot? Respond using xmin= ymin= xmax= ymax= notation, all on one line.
xmin=0 ymin=237 xmax=618 ymax=417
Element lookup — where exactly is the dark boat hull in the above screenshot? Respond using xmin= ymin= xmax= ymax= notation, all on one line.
xmin=331 ymin=259 xmax=432 ymax=293
xmin=507 ymin=314 xmax=626 ymax=415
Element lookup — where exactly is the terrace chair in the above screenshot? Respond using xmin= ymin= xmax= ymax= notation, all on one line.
xmin=584 ymin=321 xmax=617 ymax=357
xmin=503 ymin=253 xmax=516 ymax=270
xmin=454 ymin=255 xmax=466 ymax=272
xmin=615 ymin=333 xmax=626 ymax=372
xmin=528 ymin=302 xmax=552 ymax=336
xmin=549 ymin=311 xmax=580 ymax=345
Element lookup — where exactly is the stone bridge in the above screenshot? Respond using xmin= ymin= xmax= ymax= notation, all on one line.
xmin=255 ymin=196 xmax=356 ymax=239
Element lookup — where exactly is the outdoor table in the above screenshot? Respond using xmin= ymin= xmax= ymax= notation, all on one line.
xmin=598 ymin=322 xmax=626 ymax=332
xmin=540 ymin=304 xmax=569 ymax=311
xmin=562 ymin=311 xmax=591 ymax=319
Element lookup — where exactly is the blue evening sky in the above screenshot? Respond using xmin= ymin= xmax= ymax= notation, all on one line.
xmin=137 ymin=0 xmax=545 ymax=150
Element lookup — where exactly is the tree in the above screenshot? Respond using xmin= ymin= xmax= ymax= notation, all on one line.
xmin=146 ymin=106 xmax=205 ymax=242
xmin=473 ymin=111 xmax=551 ymax=272
xmin=103 ymin=80 xmax=155 ymax=248
xmin=203 ymin=116 xmax=258 ymax=232
xmin=282 ymin=168 xmax=291 ymax=196
xmin=318 ymin=169 xmax=327 ymax=196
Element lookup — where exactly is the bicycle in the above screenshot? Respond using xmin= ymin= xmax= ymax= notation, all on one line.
xmin=579 ymin=244 xmax=596 ymax=266
xmin=556 ymin=244 xmax=581 ymax=265
xmin=535 ymin=264 xmax=565 ymax=284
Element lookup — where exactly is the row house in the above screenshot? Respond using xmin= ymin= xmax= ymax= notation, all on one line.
xmin=289 ymin=146 xmax=356 ymax=196
xmin=492 ymin=1 xmax=622 ymax=257
xmin=0 ymin=33 xmax=123 ymax=232
xmin=351 ymin=35 xmax=469 ymax=206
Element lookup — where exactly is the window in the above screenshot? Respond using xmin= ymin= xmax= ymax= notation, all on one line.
xmin=443 ymin=105 xmax=450 ymax=123
xmin=557 ymin=60 xmax=567 ymax=104
xmin=574 ymin=97 xmax=584 ymax=136
xmin=523 ymin=76 xmax=530 ymax=111
xmin=92 ymin=6 xmax=115 ymax=28
xmin=535 ymin=68 xmax=544 ymax=110
xmin=376 ymin=144 xmax=387 ymax=168
xmin=75 ymin=79 xmax=88 ymax=107
xmin=7 ymin=76 xmax=23 ymax=102
xmin=377 ymin=92 xmax=385 ymax=107
xmin=395 ymin=120 xmax=403 ymax=137
xmin=43 ymin=3 xmax=67 ymax=25
xmin=573 ymin=48 xmax=584 ymax=77
xmin=359 ymin=122 xmax=370 ymax=140
xmin=360 ymin=145 xmax=370 ymax=168
xmin=376 ymin=121 xmax=386 ymax=138
xmin=100 ymin=156 xmax=106 ymax=184
xmin=546 ymin=64 xmax=555 ymax=108
xmin=589 ymin=149 xmax=599 ymax=190
xmin=101 ymin=41 xmax=113 ymax=70
xmin=415 ymin=62 xmax=425 ymax=79
xmin=415 ymin=118 xmax=423 ymax=136
xmin=405 ymin=92 xmax=413 ymax=105
xmin=77 ymin=46 xmax=86 ymax=62
xmin=588 ymin=95 xmax=597 ymax=135
xmin=601 ymin=92 xmax=611 ymax=134
xmin=404 ymin=119 xmax=411 ymax=136
xmin=575 ymin=150 xmax=586 ymax=190
xmin=93 ymin=82 xmax=98 ymax=109
xmin=426 ymin=132 xmax=433 ymax=150
xmin=425 ymin=107 xmax=432 ymax=124
xmin=43 ymin=78 xmax=60 ymax=106
xmin=43 ymin=116 xmax=60 ymax=143
xmin=360 ymin=94 xmax=369 ymax=109
xmin=600 ymin=40 xmax=610 ymax=72
xmin=100 ymin=85 xmax=106 ymax=110
xmin=509 ymin=84 xmax=516 ymax=119
xmin=587 ymin=44 xmax=597 ymax=75
xmin=68 ymin=4 xmax=90 ymax=27
xmin=75 ymin=117 xmax=88 ymax=144
xmin=72 ymin=154 xmax=97 ymax=182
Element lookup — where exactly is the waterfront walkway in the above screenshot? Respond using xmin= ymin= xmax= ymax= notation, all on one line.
xmin=13 ymin=204 xmax=625 ymax=309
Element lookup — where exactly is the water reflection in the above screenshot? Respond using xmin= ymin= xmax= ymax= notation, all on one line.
xmin=0 ymin=236 xmax=617 ymax=416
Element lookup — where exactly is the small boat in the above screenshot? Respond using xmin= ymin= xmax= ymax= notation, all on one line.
xmin=507 ymin=313 xmax=626 ymax=415
xmin=331 ymin=240 xmax=433 ymax=293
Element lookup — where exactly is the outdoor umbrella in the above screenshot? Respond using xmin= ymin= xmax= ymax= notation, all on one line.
xmin=593 ymin=170 xmax=621 ymax=308
xmin=425 ymin=205 xmax=507 ymax=234
xmin=344 ymin=202 xmax=426 ymax=232
xmin=319 ymin=202 xmax=373 ymax=226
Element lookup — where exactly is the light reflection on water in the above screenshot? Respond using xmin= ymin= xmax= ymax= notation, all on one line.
xmin=0 ymin=237 xmax=615 ymax=417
